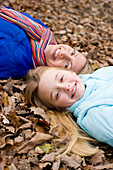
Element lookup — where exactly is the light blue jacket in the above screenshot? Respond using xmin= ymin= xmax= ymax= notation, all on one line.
xmin=67 ymin=66 xmax=113 ymax=147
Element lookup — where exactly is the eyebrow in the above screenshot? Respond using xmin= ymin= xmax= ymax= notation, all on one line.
xmin=50 ymin=72 xmax=58 ymax=101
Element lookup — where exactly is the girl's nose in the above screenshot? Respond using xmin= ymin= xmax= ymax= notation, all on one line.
xmin=61 ymin=83 xmax=70 ymax=92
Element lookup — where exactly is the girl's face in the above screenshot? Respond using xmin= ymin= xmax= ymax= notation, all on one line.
xmin=45 ymin=44 xmax=87 ymax=74
xmin=38 ymin=68 xmax=85 ymax=108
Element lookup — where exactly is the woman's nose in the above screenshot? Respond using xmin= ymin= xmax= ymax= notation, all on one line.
xmin=59 ymin=51 xmax=64 ymax=59
xmin=59 ymin=50 xmax=68 ymax=59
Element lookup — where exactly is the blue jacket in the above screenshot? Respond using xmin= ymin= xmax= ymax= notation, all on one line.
xmin=0 ymin=8 xmax=48 ymax=79
xmin=67 ymin=66 xmax=113 ymax=147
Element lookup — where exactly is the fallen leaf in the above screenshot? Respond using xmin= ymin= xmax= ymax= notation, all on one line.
xmin=39 ymin=162 xmax=51 ymax=169
xmin=60 ymin=154 xmax=80 ymax=169
xmin=89 ymin=150 xmax=105 ymax=165
xmin=92 ymin=163 xmax=113 ymax=170
xmin=17 ymin=132 xmax=53 ymax=154
xmin=14 ymin=136 xmax=24 ymax=144
xmin=8 ymin=163 xmax=18 ymax=170
xmin=52 ymin=159 xmax=60 ymax=170
xmin=40 ymin=152 xmax=56 ymax=162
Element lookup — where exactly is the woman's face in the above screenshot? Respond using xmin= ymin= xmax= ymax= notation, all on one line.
xmin=45 ymin=44 xmax=87 ymax=74
xmin=38 ymin=68 xmax=85 ymax=108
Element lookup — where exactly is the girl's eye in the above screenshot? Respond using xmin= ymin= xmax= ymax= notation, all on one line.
xmin=56 ymin=91 xmax=59 ymax=99
xmin=61 ymin=76 xmax=64 ymax=82
xmin=64 ymin=63 xmax=68 ymax=68
xmin=71 ymin=50 xmax=75 ymax=55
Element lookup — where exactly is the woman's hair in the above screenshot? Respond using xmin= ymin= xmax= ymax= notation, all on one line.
xmin=25 ymin=66 xmax=99 ymax=157
xmin=79 ymin=59 xmax=94 ymax=74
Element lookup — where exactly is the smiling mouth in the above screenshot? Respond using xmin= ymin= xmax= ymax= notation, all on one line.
xmin=54 ymin=49 xmax=60 ymax=59
xmin=71 ymin=83 xmax=77 ymax=98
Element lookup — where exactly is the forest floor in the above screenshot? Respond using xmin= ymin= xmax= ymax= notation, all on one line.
xmin=0 ymin=0 xmax=113 ymax=169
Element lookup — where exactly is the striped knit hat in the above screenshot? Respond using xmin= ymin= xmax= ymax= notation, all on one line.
xmin=0 ymin=6 xmax=57 ymax=67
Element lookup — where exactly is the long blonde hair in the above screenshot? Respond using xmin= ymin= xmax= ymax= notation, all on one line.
xmin=25 ymin=66 xmax=99 ymax=157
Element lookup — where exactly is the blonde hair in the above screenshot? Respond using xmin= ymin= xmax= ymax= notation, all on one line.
xmin=79 ymin=59 xmax=94 ymax=74
xmin=47 ymin=110 xmax=99 ymax=157
xmin=25 ymin=66 xmax=99 ymax=157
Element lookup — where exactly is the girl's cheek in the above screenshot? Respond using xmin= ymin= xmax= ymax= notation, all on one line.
xmin=60 ymin=96 xmax=69 ymax=106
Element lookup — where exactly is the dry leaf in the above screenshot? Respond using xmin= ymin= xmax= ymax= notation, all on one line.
xmin=40 ymin=152 xmax=56 ymax=162
xmin=39 ymin=162 xmax=51 ymax=169
xmin=0 ymin=0 xmax=113 ymax=169
xmin=89 ymin=150 xmax=105 ymax=165
xmin=60 ymin=154 xmax=80 ymax=169
xmin=18 ymin=132 xmax=53 ymax=154
xmin=52 ymin=159 xmax=60 ymax=170
xmin=92 ymin=163 xmax=113 ymax=170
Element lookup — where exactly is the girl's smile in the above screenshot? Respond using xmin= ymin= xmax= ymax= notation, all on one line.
xmin=44 ymin=44 xmax=87 ymax=74
xmin=38 ymin=68 xmax=85 ymax=108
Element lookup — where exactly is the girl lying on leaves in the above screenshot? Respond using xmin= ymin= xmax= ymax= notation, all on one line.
xmin=25 ymin=66 xmax=113 ymax=157
xmin=0 ymin=6 xmax=92 ymax=80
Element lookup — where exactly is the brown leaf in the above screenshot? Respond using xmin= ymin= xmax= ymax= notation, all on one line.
xmin=12 ymin=84 xmax=26 ymax=91
xmin=3 ymin=106 xmax=12 ymax=114
xmin=60 ymin=154 xmax=80 ymax=169
xmin=104 ymin=56 xmax=113 ymax=65
xmin=40 ymin=152 xmax=56 ymax=162
xmin=58 ymin=30 xmax=66 ymax=35
xmin=1 ymin=114 xmax=10 ymax=124
xmin=6 ymin=138 xmax=14 ymax=145
xmin=92 ymin=163 xmax=113 ymax=170
xmin=28 ymin=155 xmax=39 ymax=165
xmin=30 ymin=106 xmax=50 ymax=123
xmin=49 ymin=124 xmax=59 ymax=137
xmin=14 ymin=136 xmax=24 ymax=144
xmin=8 ymin=163 xmax=18 ymax=170
xmin=19 ymin=116 xmax=30 ymax=123
xmin=59 ymin=135 xmax=72 ymax=144
xmin=6 ymin=126 xmax=15 ymax=133
xmin=0 ymin=0 xmax=113 ymax=169
xmin=39 ymin=162 xmax=51 ymax=169
xmin=52 ymin=159 xmax=61 ymax=170
xmin=0 ymin=137 xmax=5 ymax=148
xmin=17 ymin=122 xmax=32 ymax=132
xmin=71 ymin=154 xmax=82 ymax=165
xmin=2 ymin=91 xmax=9 ymax=107
xmin=92 ymin=60 xmax=101 ymax=70
xmin=17 ymin=159 xmax=31 ymax=170
xmin=0 ymin=156 xmax=4 ymax=170
xmin=61 ymin=35 xmax=68 ymax=42
xmin=0 ymin=134 xmax=13 ymax=149
xmin=17 ymin=132 xmax=53 ymax=154
xmin=24 ymin=129 xmax=35 ymax=140
xmin=89 ymin=150 xmax=105 ymax=165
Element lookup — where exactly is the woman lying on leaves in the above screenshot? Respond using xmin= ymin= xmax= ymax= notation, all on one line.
xmin=0 ymin=6 xmax=92 ymax=79
xmin=25 ymin=66 xmax=113 ymax=157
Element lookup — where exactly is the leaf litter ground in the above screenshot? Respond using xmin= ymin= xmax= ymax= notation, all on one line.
xmin=0 ymin=0 xmax=113 ymax=169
